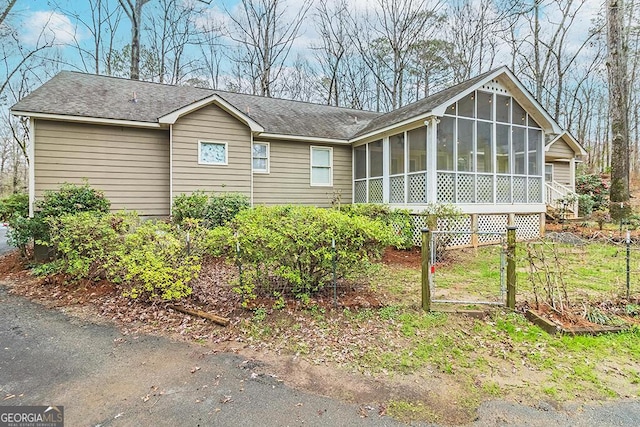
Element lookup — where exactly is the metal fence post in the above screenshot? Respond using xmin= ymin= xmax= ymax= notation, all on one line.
xmin=332 ymin=238 xmax=337 ymax=308
xmin=421 ymin=228 xmax=432 ymax=312
xmin=627 ymin=230 xmax=631 ymax=300
xmin=506 ymin=226 xmax=517 ymax=310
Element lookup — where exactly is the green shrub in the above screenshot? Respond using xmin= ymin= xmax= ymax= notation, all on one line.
xmin=205 ymin=193 xmax=250 ymax=227
xmin=6 ymin=183 xmax=111 ymax=259
xmin=172 ymin=191 xmax=209 ymax=225
xmin=47 ymin=212 xmax=137 ymax=279
xmin=38 ymin=182 xmax=110 ymax=217
xmin=339 ymin=204 xmax=413 ymax=249
xmin=225 ymin=205 xmax=398 ymax=302
xmin=6 ymin=213 xmax=47 ymax=257
xmin=578 ymin=194 xmax=595 ymax=217
xmin=0 ymin=193 xmax=28 ymax=222
xmin=576 ymin=174 xmax=609 ymax=211
xmin=113 ymin=221 xmax=200 ymax=301
xmin=42 ymin=211 xmax=202 ymax=301
xmin=172 ymin=191 xmax=249 ymax=228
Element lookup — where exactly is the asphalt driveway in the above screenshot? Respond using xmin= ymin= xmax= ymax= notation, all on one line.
xmin=0 ymin=285 xmax=406 ymax=427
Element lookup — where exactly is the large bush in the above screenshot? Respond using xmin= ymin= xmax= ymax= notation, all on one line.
xmin=44 ymin=211 xmax=201 ymax=301
xmin=217 ymin=205 xmax=399 ymax=302
xmin=339 ymin=204 xmax=413 ymax=249
xmin=114 ymin=220 xmax=201 ymax=301
xmin=38 ymin=182 xmax=110 ymax=217
xmin=172 ymin=191 xmax=249 ymax=228
xmin=47 ymin=212 xmax=136 ymax=279
xmin=576 ymin=174 xmax=609 ymax=212
xmin=0 ymin=193 xmax=28 ymax=222
xmin=7 ymin=183 xmax=111 ymax=257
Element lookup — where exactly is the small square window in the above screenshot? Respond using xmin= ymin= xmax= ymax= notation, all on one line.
xmin=310 ymin=146 xmax=333 ymax=186
xmin=252 ymin=142 xmax=269 ymax=173
xmin=199 ymin=141 xmax=227 ymax=165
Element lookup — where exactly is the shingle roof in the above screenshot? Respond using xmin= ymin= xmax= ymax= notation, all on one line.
xmin=11 ymin=71 xmax=381 ymax=140
xmin=12 ymin=67 xmax=508 ymax=141
xmin=352 ymin=68 xmax=502 ymax=138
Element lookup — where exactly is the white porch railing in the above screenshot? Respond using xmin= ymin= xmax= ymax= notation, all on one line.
xmin=545 ymin=181 xmax=579 ymax=218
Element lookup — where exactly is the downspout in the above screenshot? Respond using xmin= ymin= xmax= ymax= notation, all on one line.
xmin=28 ymin=118 xmax=35 ymax=218
xmin=169 ymin=124 xmax=173 ymax=216
xmin=250 ymin=132 xmax=254 ymax=207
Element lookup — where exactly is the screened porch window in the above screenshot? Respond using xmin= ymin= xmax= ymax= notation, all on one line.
xmin=437 ymin=116 xmax=454 ymax=170
xmin=353 ymin=90 xmax=545 ymax=206
xmin=408 ymin=127 xmax=427 ymax=172
xmin=477 ymin=121 xmax=493 ymax=173
xmin=390 ymin=133 xmax=404 ymax=175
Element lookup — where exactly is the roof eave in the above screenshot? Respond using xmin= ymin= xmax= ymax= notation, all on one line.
xmin=158 ymin=94 xmax=264 ymax=132
xmin=349 ymin=111 xmax=435 ymax=144
xmin=256 ymin=133 xmax=350 ymax=144
xmin=10 ymin=110 xmax=163 ymax=129
xmin=545 ymin=131 xmax=588 ymax=156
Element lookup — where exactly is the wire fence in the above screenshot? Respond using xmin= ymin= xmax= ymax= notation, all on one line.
xmin=526 ymin=230 xmax=640 ymax=305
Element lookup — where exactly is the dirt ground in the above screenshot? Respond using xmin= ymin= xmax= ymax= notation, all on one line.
xmin=0 ymin=251 xmax=482 ymax=425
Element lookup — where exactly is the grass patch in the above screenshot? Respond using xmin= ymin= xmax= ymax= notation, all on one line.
xmin=387 ymin=400 xmax=440 ymax=423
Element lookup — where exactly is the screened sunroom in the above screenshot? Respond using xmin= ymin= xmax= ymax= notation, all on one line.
xmin=353 ymin=89 xmax=545 ymax=214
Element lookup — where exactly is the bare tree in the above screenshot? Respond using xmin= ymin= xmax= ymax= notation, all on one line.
xmin=0 ymin=0 xmax=17 ymax=27
xmin=445 ymin=0 xmax=511 ymax=83
xmin=510 ymin=0 xmax=602 ymax=121
xmin=226 ymin=0 xmax=312 ymax=97
xmin=145 ymin=0 xmax=203 ymax=84
xmin=118 ymin=0 xmax=151 ymax=80
xmin=278 ymin=54 xmax=320 ymax=102
xmin=348 ymin=0 xmax=443 ymax=111
xmin=54 ymin=0 xmax=123 ymax=74
xmin=607 ymin=0 xmax=630 ymax=218
xmin=195 ymin=11 xmax=226 ymax=89
xmin=312 ymin=0 xmax=350 ymax=106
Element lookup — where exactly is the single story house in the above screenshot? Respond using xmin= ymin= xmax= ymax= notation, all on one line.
xmin=11 ymin=66 xmax=585 ymax=245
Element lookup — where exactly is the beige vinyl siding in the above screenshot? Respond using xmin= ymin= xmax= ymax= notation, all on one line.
xmin=253 ymin=140 xmax=352 ymax=206
xmin=172 ymin=104 xmax=251 ymax=197
xmin=546 ymin=139 xmax=574 ymax=159
xmin=34 ymin=120 xmax=169 ymax=216
xmin=551 ymin=161 xmax=571 ymax=186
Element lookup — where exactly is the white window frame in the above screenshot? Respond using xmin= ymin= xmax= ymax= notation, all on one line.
xmin=252 ymin=142 xmax=270 ymax=173
xmin=310 ymin=145 xmax=333 ymax=187
xmin=544 ymin=163 xmax=554 ymax=182
xmin=198 ymin=140 xmax=228 ymax=165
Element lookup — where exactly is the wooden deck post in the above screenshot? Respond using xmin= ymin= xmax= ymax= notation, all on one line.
xmin=421 ymin=228 xmax=432 ymax=312
xmin=506 ymin=226 xmax=517 ymax=310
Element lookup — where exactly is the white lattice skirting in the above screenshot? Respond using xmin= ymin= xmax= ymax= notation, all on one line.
xmin=410 ymin=213 xmax=541 ymax=247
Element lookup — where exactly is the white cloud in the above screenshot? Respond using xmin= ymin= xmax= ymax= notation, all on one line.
xmin=20 ymin=11 xmax=77 ymax=46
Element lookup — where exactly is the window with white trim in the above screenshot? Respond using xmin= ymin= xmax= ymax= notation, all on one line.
xmin=545 ymin=164 xmax=553 ymax=182
xmin=310 ymin=146 xmax=332 ymax=186
xmin=252 ymin=142 xmax=269 ymax=173
xmin=199 ymin=141 xmax=227 ymax=165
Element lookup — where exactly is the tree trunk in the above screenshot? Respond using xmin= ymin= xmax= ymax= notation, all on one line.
xmin=607 ymin=0 xmax=630 ymax=220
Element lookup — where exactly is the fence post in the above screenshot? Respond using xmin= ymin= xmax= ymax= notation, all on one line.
xmin=332 ymin=238 xmax=337 ymax=308
xmin=627 ymin=230 xmax=631 ymax=300
xmin=506 ymin=226 xmax=517 ymax=310
xmin=471 ymin=214 xmax=479 ymax=248
xmin=421 ymin=228 xmax=432 ymax=312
